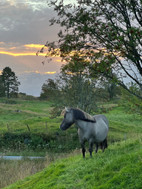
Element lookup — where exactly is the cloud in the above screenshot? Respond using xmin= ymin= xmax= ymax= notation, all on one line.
xmin=19 ymin=72 xmax=57 ymax=96
xmin=0 ymin=0 xmax=58 ymax=44
xmin=24 ymin=44 xmax=45 ymax=49
xmin=24 ymin=70 xmax=57 ymax=75
xmin=0 ymin=43 xmax=48 ymax=57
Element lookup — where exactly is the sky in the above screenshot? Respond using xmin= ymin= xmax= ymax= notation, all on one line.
xmin=0 ymin=1 xmax=139 ymax=98
xmin=0 ymin=0 xmax=71 ymax=96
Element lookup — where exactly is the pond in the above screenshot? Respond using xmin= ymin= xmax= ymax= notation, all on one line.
xmin=0 ymin=156 xmax=45 ymax=160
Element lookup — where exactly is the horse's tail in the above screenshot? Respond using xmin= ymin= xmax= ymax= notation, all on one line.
xmin=100 ymin=138 xmax=108 ymax=151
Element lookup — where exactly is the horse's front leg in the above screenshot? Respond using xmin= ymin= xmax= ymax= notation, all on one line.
xmin=81 ymin=141 xmax=86 ymax=158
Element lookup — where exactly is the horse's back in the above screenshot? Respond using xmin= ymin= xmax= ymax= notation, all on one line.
xmin=93 ymin=114 xmax=109 ymax=126
xmin=93 ymin=114 xmax=109 ymax=142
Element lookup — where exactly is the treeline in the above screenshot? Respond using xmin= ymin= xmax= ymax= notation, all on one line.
xmin=40 ymin=76 xmax=121 ymax=113
xmin=0 ymin=65 xmax=141 ymax=115
xmin=39 ymin=75 xmax=142 ymax=116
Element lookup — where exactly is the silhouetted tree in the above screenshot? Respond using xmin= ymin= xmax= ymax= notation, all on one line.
xmin=1 ymin=67 xmax=20 ymax=98
xmin=40 ymin=79 xmax=59 ymax=100
xmin=0 ymin=75 xmax=5 ymax=97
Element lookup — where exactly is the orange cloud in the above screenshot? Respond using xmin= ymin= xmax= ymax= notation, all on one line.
xmin=0 ymin=51 xmax=46 ymax=57
xmin=45 ymin=71 xmax=56 ymax=74
xmin=0 ymin=43 xmax=60 ymax=58
xmin=0 ymin=43 xmax=48 ymax=57
xmin=24 ymin=44 xmax=45 ymax=49
xmin=24 ymin=71 xmax=56 ymax=74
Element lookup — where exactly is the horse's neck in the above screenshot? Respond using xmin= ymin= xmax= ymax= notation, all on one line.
xmin=75 ymin=120 xmax=88 ymax=131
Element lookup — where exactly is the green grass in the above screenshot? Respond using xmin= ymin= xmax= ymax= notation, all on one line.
xmin=5 ymin=137 xmax=142 ymax=189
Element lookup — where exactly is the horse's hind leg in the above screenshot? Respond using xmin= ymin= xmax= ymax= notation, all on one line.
xmin=101 ymin=138 xmax=108 ymax=152
xmin=95 ymin=143 xmax=98 ymax=153
xmin=89 ymin=142 xmax=94 ymax=157
xmin=81 ymin=141 xmax=86 ymax=158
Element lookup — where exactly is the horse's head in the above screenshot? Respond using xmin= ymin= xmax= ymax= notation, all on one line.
xmin=60 ymin=107 xmax=75 ymax=130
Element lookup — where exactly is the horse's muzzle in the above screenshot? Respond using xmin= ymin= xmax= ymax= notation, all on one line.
xmin=60 ymin=121 xmax=72 ymax=130
xmin=60 ymin=124 xmax=66 ymax=130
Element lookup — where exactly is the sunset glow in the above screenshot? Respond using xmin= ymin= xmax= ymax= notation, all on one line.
xmin=45 ymin=71 xmax=56 ymax=74
xmin=0 ymin=51 xmax=48 ymax=57
xmin=0 ymin=43 xmax=60 ymax=57
xmin=24 ymin=71 xmax=57 ymax=75
xmin=24 ymin=44 xmax=46 ymax=49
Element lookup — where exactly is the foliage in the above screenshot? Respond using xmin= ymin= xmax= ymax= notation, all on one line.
xmin=0 ymin=67 xmax=20 ymax=98
xmin=41 ymin=0 xmax=142 ymax=99
xmin=94 ymin=76 xmax=121 ymax=101
xmin=40 ymin=55 xmax=120 ymax=114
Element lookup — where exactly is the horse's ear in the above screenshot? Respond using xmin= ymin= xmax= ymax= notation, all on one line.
xmin=65 ymin=107 xmax=70 ymax=112
xmin=61 ymin=107 xmax=70 ymax=116
xmin=61 ymin=109 xmax=65 ymax=116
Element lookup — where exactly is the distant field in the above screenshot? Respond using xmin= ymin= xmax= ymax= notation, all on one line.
xmin=0 ymin=98 xmax=59 ymax=134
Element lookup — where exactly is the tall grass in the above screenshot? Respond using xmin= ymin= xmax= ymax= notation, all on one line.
xmin=0 ymin=158 xmax=47 ymax=188
xmin=0 ymin=151 xmax=80 ymax=189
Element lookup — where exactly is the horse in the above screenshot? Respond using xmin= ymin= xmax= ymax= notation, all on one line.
xmin=60 ymin=107 xmax=109 ymax=158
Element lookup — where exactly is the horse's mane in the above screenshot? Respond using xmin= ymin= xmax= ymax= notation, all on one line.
xmin=71 ymin=108 xmax=96 ymax=123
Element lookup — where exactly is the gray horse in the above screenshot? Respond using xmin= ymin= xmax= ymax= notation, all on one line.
xmin=60 ymin=107 xmax=109 ymax=158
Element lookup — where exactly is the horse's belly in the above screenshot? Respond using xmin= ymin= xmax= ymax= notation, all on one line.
xmin=95 ymin=125 xmax=108 ymax=142
xmin=78 ymin=128 xmax=95 ymax=142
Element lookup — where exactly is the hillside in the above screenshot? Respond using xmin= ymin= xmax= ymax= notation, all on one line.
xmin=5 ymin=137 xmax=142 ymax=189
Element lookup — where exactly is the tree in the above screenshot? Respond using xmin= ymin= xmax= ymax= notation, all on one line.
xmin=0 ymin=75 xmax=5 ymax=97
xmin=99 ymin=77 xmax=121 ymax=100
xmin=40 ymin=78 xmax=59 ymax=100
xmin=60 ymin=53 xmax=98 ymax=112
xmin=1 ymin=67 xmax=20 ymax=98
xmin=43 ymin=0 xmax=142 ymax=99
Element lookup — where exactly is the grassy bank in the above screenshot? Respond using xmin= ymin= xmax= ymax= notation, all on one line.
xmin=5 ymin=137 xmax=142 ymax=189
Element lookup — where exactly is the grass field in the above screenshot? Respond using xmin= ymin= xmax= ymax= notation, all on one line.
xmin=0 ymin=98 xmax=142 ymax=188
